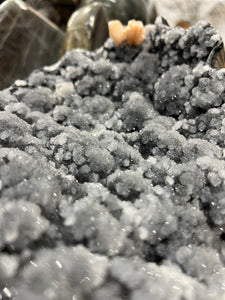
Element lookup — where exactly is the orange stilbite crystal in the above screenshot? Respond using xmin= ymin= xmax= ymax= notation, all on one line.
xmin=108 ymin=19 xmax=146 ymax=47
xmin=124 ymin=20 xmax=146 ymax=46
xmin=108 ymin=20 xmax=126 ymax=46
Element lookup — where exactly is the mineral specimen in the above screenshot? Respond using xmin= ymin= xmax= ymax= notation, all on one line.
xmin=62 ymin=2 xmax=109 ymax=52
xmin=0 ymin=0 xmax=64 ymax=89
xmin=154 ymin=0 xmax=225 ymax=44
xmin=108 ymin=19 xmax=146 ymax=47
xmin=0 ymin=17 xmax=225 ymax=300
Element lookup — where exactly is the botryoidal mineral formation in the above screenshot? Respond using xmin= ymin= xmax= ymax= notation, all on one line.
xmin=1 ymin=19 xmax=225 ymax=299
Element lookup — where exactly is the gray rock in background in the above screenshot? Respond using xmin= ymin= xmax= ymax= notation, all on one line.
xmin=0 ymin=0 xmax=64 ymax=90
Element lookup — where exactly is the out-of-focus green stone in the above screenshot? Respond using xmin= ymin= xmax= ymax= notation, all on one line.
xmin=0 ymin=0 xmax=64 ymax=89
xmin=62 ymin=2 xmax=108 ymax=53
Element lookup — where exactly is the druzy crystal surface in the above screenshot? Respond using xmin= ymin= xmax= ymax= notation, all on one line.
xmin=0 ymin=18 xmax=225 ymax=300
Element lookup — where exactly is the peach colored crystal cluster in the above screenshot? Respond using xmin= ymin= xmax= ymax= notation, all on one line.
xmin=108 ymin=19 xmax=146 ymax=46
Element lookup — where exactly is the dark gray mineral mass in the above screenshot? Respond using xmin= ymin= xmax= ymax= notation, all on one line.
xmin=1 ymin=18 xmax=225 ymax=300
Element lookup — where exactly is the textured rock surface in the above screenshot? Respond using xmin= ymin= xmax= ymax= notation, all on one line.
xmin=1 ymin=20 xmax=225 ymax=299
xmin=154 ymin=0 xmax=225 ymax=43
xmin=0 ymin=0 xmax=64 ymax=90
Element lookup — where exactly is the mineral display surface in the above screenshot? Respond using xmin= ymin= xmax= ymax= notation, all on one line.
xmin=1 ymin=19 xmax=225 ymax=299
xmin=0 ymin=0 xmax=64 ymax=90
